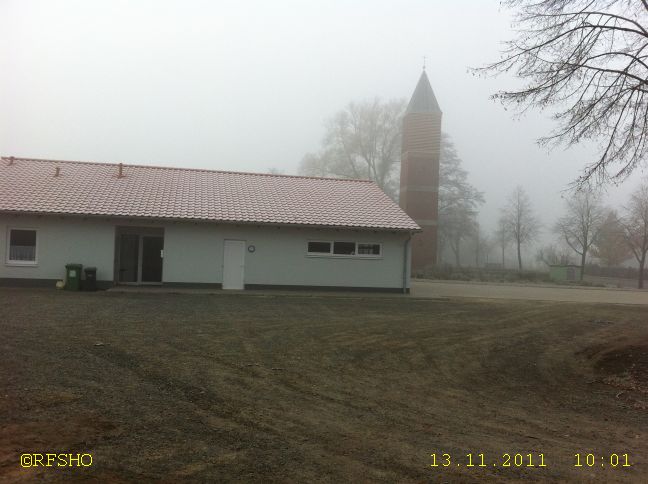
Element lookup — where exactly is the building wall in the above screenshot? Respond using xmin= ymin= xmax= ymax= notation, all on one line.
xmin=164 ymin=223 xmax=410 ymax=289
xmin=0 ymin=214 xmax=116 ymax=283
xmin=0 ymin=214 xmax=412 ymax=290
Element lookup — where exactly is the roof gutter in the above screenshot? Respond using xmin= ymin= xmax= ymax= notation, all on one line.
xmin=0 ymin=209 xmax=422 ymax=233
xmin=402 ymin=234 xmax=412 ymax=294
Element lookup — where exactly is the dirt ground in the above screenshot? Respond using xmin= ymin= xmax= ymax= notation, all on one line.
xmin=1 ymin=288 xmax=647 ymax=483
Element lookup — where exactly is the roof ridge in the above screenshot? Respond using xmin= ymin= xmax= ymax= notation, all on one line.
xmin=0 ymin=156 xmax=375 ymax=184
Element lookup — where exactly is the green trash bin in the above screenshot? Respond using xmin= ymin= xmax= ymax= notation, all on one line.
xmin=65 ymin=263 xmax=83 ymax=291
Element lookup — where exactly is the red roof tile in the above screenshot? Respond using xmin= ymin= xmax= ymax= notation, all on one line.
xmin=0 ymin=157 xmax=420 ymax=231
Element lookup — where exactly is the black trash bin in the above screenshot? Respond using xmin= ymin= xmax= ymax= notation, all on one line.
xmin=84 ymin=267 xmax=97 ymax=292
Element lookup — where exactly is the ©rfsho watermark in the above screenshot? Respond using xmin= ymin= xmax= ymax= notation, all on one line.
xmin=20 ymin=453 xmax=93 ymax=468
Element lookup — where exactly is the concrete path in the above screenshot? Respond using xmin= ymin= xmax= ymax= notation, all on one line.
xmin=411 ymin=279 xmax=648 ymax=305
xmin=106 ymin=280 xmax=648 ymax=305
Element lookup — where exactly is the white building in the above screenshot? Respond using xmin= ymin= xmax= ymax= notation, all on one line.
xmin=0 ymin=157 xmax=419 ymax=292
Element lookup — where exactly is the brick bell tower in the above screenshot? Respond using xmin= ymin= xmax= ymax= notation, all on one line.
xmin=400 ymin=68 xmax=442 ymax=273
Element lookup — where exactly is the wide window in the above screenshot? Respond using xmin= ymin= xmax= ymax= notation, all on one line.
xmin=307 ymin=240 xmax=382 ymax=258
xmin=7 ymin=229 xmax=37 ymax=264
xmin=307 ymin=241 xmax=332 ymax=254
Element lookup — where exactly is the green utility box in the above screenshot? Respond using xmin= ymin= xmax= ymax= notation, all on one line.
xmin=65 ymin=263 xmax=83 ymax=291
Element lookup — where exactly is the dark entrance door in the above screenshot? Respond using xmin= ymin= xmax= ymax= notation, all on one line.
xmin=118 ymin=234 xmax=139 ymax=283
xmin=116 ymin=229 xmax=164 ymax=284
xmin=141 ymin=236 xmax=164 ymax=283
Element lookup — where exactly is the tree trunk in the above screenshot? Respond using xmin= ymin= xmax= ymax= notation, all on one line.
xmin=501 ymin=245 xmax=505 ymax=268
xmin=517 ymin=240 xmax=522 ymax=271
xmin=579 ymin=251 xmax=587 ymax=281
xmin=450 ymin=235 xmax=462 ymax=268
xmin=639 ymin=253 xmax=646 ymax=289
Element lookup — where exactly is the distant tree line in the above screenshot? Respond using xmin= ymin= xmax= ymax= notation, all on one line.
xmin=535 ymin=183 xmax=648 ymax=289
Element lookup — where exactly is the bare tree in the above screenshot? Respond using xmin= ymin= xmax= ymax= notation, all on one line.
xmin=438 ymin=134 xmax=485 ymax=267
xmin=591 ymin=209 xmax=631 ymax=266
xmin=479 ymin=1 xmax=648 ymax=185
xmin=621 ymin=182 xmax=648 ymax=288
xmin=472 ymin=224 xmax=489 ymax=268
xmin=441 ymin=208 xmax=478 ymax=268
xmin=555 ymin=188 xmax=607 ymax=280
xmin=501 ymin=186 xmax=540 ymax=270
xmin=493 ymin=217 xmax=512 ymax=268
xmin=298 ymin=98 xmax=405 ymax=199
xmin=537 ymin=243 xmax=573 ymax=266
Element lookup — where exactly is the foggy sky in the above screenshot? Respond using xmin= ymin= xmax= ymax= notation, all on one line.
xmin=2 ymin=0 xmax=646 ymax=247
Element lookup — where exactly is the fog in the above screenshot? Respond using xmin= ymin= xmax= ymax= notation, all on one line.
xmin=1 ymin=0 xmax=646 ymax=246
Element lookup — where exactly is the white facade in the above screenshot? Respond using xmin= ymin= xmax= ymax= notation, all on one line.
xmin=0 ymin=214 xmax=412 ymax=291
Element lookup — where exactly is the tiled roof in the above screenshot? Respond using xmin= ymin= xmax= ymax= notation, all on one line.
xmin=0 ymin=157 xmax=420 ymax=231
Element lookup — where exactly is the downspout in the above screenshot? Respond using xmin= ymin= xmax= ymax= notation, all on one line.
xmin=402 ymin=234 xmax=412 ymax=294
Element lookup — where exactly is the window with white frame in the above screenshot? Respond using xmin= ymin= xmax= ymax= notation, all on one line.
xmin=333 ymin=241 xmax=356 ymax=255
xmin=357 ymin=243 xmax=381 ymax=255
xmin=307 ymin=240 xmax=382 ymax=258
xmin=307 ymin=241 xmax=332 ymax=254
xmin=7 ymin=228 xmax=37 ymax=264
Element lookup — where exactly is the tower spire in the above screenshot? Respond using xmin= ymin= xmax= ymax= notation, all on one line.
xmin=400 ymin=69 xmax=443 ymax=273
xmin=406 ymin=69 xmax=441 ymax=114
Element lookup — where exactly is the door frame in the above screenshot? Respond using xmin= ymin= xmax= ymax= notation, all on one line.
xmin=140 ymin=235 xmax=165 ymax=283
xmin=114 ymin=226 xmax=165 ymax=285
xmin=222 ymin=239 xmax=246 ymax=290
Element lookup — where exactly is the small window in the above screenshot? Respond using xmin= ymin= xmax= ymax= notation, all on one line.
xmin=333 ymin=241 xmax=356 ymax=255
xmin=357 ymin=243 xmax=381 ymax=256
xmin=7 ymin=229 xmax=37 ymax=264
xmin=308 ymin=241 xmax=331 ymax=254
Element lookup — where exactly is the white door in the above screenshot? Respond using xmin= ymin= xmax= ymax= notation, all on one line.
xmin=223 ymin=240 xmax=246 ymax=290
